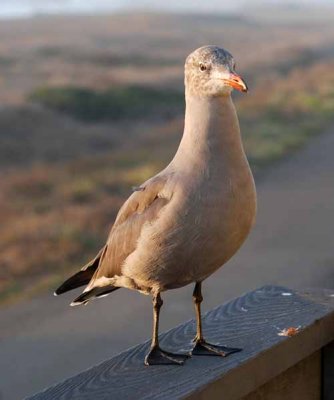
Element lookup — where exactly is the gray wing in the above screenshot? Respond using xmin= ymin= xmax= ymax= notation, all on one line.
xmin=85 ymin=176 xmax=169 ymax=291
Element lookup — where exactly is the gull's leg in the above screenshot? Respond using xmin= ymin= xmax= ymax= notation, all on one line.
xmin=145 ymin=292 xmax=190 ymax=366
xmin=191 ymin=282 xmax=241 ymax=357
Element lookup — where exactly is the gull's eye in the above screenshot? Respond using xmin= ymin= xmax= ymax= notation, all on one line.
xmin=199 ymin=63 xmax=207 ymax=72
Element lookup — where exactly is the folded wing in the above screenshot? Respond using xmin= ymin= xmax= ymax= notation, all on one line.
xmin=69 ymin=176 xmax=169 ymax=305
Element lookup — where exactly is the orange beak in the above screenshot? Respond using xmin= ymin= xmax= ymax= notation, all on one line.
xmin=224 ymin=73 xmax=248 ymax=93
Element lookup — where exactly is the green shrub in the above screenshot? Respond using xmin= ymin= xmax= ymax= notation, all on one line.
xmin=29 ymin=85 xmax=184 ymax=122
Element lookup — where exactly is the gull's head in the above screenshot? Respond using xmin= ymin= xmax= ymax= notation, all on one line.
xmin=185 ymin=45 xmax=248 ymax=97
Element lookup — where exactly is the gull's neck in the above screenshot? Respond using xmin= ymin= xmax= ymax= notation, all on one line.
xmin=172 ymin=92 xmax=246 ymax=170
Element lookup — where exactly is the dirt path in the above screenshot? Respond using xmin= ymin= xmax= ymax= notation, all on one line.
xmin=1 ymin=128 xmax=334 ymax=400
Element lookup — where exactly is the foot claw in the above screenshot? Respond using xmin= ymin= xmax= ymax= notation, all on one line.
xmin=145 ymin=346 xmax=190 ymax=366
xmin=191 ymin=339 xmax=241 ymax=357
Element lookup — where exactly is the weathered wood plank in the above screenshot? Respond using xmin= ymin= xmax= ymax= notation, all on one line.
xmin=322 ymin=341 xmax=334 ymax=400
xmin=242 ymin=351 xmax=321 ymax=400
xmin=27 ymin=286 xmax=334 ymax=400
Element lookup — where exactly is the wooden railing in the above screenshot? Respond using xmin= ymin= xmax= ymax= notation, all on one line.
xmin=26 ymin=286 xmax=334 ymax=400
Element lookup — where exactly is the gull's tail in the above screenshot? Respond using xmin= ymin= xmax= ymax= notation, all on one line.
xmin=70 ymin=285 xmax=119 ymax=306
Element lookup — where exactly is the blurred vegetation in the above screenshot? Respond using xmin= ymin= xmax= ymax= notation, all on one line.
xmin=239 ymin=61 xmax=334 ymax=167
xmin=29 ymin=86 xmax=183 ymax=121
xmin=35 ymin=46 xmax=179 ymax=67
xmin=3 ymin=60 xmax=334 ymax=306
xmin=1 ymin=12 xmax=334 ymax=305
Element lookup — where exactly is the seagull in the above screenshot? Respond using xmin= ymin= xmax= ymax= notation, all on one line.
xmin=55 ymin=45 xmax=257 ymax=366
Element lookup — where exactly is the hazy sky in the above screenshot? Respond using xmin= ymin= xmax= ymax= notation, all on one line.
xmin=1 ymin=0 xmax=333 ymax=18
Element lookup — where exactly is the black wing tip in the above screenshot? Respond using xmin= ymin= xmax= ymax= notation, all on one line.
xmin=54 ymin=287 xmax=62 ymax=296
xmin=54 ymin=283 xmax=69 ymax=296
xmin=54 ymin=247 xmax=106 ymax=297
xmin=53 ymin=270 xmax=93 ymax=296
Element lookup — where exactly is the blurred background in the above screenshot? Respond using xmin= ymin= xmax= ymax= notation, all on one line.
xmin=0 ymin=1 xmax=334 ymax=399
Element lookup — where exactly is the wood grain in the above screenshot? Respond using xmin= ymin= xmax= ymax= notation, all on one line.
xmin=26 ymin=286 xmax=334 ymax=400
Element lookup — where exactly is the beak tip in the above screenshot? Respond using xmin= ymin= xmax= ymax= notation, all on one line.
xmin=227 ymin=73 xmax=248 ymax=93
xmin=240 ymin=80 xmax=248 ymax=93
